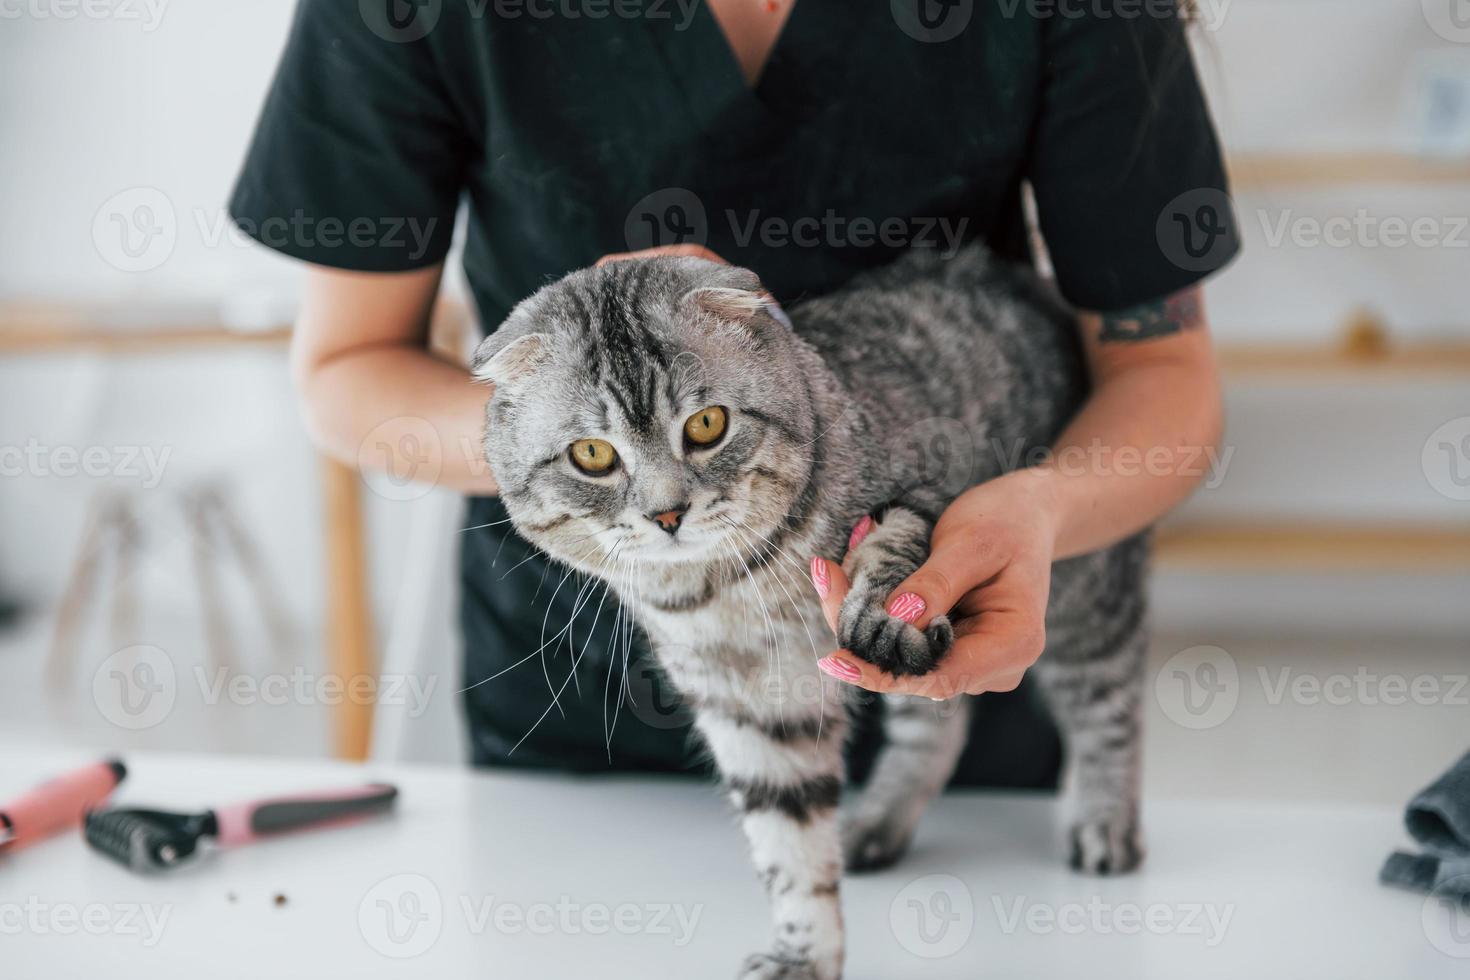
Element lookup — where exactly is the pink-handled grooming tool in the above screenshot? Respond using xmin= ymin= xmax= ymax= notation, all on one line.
xmin=83 ymin=782 xmax=397 ymax=873
xmin=0 ymin=759 xmax=127 ymax=851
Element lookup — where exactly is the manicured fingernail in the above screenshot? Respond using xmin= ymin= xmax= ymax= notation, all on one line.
xmin=817 ymin=656 xmax=861 ymax=682
xmin=809 ymin=557 xmax=830 ymax=598
xmin=887 ymin=592 xmax=926 ymax=624
xmin=848 ymin=516 xmax=874 ymax=551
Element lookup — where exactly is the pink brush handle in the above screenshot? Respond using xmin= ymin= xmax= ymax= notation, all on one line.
xmin=1 ymin=759 xmax=126 ymax=850
xmin=213 ymin=783 xmax=397 ymax=845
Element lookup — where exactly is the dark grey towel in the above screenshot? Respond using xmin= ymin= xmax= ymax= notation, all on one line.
xmin=1381 ymin=750 xmax=1470 ymax=902
xmin=1381 ymin=851 xmax=1470 ymax=903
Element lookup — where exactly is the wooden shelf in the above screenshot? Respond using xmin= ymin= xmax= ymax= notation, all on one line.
xmin=1229 ymin=152 xmax=1470 ymax=187
xmin=0 ymin=323 xmax=290 ymax=354
xmin=1156 ymin=523 xmax=1470 ymax=571
xmin=1216 ymin=341 xmax=1470 ymax=378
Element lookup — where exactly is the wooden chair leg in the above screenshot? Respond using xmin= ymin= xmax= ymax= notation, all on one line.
xmin=322 ymin=455 xmax=376 ymax=760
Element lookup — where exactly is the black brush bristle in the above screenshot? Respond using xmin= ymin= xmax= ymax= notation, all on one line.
xmin=83 ymin=808 xmax=210 ymax=873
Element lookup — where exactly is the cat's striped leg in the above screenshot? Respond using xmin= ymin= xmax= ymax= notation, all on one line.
xmin=842 ymin=694 xmax=970 ymax=871
xmin=1035 ymin=540 xmax=1150 ymax=875
xmin=695 ymin=708 xmax=848 ymax=980
xmin=827 ymin=505 xmax=968 ymax=870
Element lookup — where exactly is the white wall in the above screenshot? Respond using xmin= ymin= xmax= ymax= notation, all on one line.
xmin=0 ymin=1 xmax=303 ymax=303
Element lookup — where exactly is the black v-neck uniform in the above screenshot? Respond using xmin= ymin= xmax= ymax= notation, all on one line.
xmin=231 ymin=0 xmax=1237 ymax=783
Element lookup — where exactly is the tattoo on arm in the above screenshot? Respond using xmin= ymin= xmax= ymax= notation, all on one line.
xmin=1097 ymin=289 xmax=1203 ymax=344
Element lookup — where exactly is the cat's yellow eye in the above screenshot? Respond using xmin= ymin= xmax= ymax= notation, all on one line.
xmin=569 ymin=438 xmax=618 ymax=475
xmin=684 ymin=406 xmax=728 ymax=448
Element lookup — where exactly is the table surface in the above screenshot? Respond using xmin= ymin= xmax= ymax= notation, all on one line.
xmin=0 ymin=748 xmax=1462 ymax=979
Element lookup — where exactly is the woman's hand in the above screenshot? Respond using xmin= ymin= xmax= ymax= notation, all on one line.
xmin=595 ymin=243 xmax=728 ymax=267
xmin=809 ymin=469 xmax=1061 ymax=699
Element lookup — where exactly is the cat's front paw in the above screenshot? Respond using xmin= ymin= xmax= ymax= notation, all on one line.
xmin=1068 ymin=816 xmax=1145 ymax=875
xmin=833 ymin=505 xmax=951 ymax=677
xmin=836 ymin=594 xmax=952 ymax=677
xmin=738 ymin=951 xmax=831 ymax=980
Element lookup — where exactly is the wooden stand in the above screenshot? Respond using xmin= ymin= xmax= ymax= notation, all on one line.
xmin=1 ymin=317 xmax=377 ymax=760
xmin=321 ymin=456 xmax=376 ymax=759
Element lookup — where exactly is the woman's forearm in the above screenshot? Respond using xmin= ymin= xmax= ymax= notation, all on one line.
xmin=1033 ymin=288 xmax=1224 ymax=559
xmin=290 ymin=263 xmax=498 ymax=496
xmin=298 ymin=343 xmax=499 ymax=495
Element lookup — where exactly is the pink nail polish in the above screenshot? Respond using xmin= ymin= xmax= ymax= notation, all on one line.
xmin=887 ymin=593 xmax=926 ymax=624
xmin=848 ymin=516 xmax=874 ymax=552
xmin=818 ymin=656 xmax=861 ymax=682
xmin=810 ymin=557 xmax=830 ymax=598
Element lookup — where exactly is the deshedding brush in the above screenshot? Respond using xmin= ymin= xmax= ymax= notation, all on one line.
xmin=84 ymin=783 xmax=398 ymax=873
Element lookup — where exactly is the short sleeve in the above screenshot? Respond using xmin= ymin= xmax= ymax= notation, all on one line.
xmin=228 ymin=0 xmax=467 ymax=271
xmin=1026 ymin=5 xmax=1240 ymax=310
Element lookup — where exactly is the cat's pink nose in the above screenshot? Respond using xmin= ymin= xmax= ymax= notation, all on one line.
xmin=647 ymin=506 xmax=688 ymax=535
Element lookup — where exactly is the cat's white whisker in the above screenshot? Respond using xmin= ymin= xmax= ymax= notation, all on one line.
xmin=457 ymin=516 xmax=515 ymax=533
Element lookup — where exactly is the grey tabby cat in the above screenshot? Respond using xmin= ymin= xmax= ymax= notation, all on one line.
xmin=474 ymin=242 xmax=1149 ymax=980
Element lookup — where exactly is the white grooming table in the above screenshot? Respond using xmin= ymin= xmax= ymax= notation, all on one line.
xmin=0 ymin=748 xmax=1461 ymax=979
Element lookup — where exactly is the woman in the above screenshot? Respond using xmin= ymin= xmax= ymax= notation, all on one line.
xmin=231 ymin=0 xmax=1237 ymax=781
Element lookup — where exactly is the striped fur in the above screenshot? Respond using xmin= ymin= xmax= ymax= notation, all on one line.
xmin=476 ymin=243 xmax=1149 ymax=978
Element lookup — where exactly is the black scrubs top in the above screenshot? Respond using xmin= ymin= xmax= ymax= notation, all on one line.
xmin=231 ymin=0 xmax=1238 ymax=782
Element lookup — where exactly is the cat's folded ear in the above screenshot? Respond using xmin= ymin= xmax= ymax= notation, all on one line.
xmin=471 ymin=324 xmax=550 ymax=392
xmin=682 ymin=266 xmax=792 ymax=332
